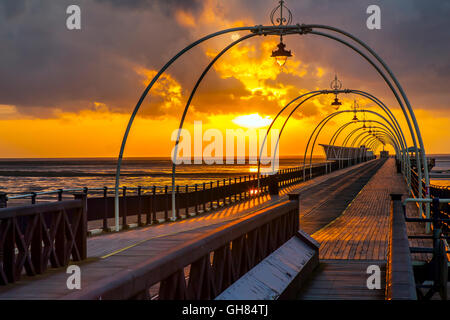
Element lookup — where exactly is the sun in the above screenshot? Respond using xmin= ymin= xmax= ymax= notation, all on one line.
xmin=232 ymin=113 xmax=272 ymax=128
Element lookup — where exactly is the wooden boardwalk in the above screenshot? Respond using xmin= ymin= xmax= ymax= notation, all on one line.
xmin=297 ymin=260 xmax=386 ymax=300
xmin=0 ymin=160 xmax=382 ymax=299
xmin=311 ymin=157 xmax=402 ymax=261
xmin=298 ymin=158 xmax=423 ymax=300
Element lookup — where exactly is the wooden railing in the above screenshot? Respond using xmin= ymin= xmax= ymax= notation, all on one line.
xmin=85 ymin=157 xmax=375 ymax=230
xmin=64 ymin=195 xmax=300 ymax=300
xmin=385 ymin=194 xmax=417 ymax=300
xmin=0 ymin=194 xmax=87 ymax=285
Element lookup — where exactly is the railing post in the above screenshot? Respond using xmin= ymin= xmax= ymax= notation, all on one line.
xmin=103 ymin=186 xmax=108 ymax=232
xmin=57 ymin=189 xmax=63 ymax=201
xmin=268 ymin=175 xmax=279 ymax=196
xmin=3 ymin=215 xmax=16 ymax=283
xmin=137 ymin=186 xmax=142 ymax=226
xmin=31 ymin=192 xmax=36 ymax=204
xmin=210 ymin=181 xmax=213 ymax=210
xmin=216 ymin=180 xmax=220 ymax=207
xmin=176 ymin=185 xmax=180 ymax=220
xmin=185 ymin=185 xmax=189 ymax=217
xmin=74 ymin=193 xmax=88 ymax=260
xmin=194 ymin=184 xmax=198 ymax=215
xmin=151 ymin=186 xmax=157 ymax=224
xmin=243 ymin=176 xmax=247 ymax=200
xmin=164 ymin=186 xmax=169 ymax=221
xmin=0 ymin=192 xmax=7 ymax=208
xmin=228 ymin=178 xmax=231 ymax=203
xmin=288 ymin=193 xmax=300 ymax=231
xmin=202 ymin=182 xmax=206 ymax=212
xmin=122 ymin=186 xmax=128 ymax=229
xmin=234 ymin=177 xmax=241 ymax=202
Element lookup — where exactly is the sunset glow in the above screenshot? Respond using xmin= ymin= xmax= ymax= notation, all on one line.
xmin=0 ymin=0 xmax=448 ymax=159
xmin=232 ymin=113 xmax=272 ymax=128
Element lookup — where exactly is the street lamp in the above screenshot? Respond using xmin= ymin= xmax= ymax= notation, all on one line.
xmin=352 ymin=100 xmax=359 ymax=121
xmin=270 ymin=0 xmax=293 ymax=67
xmin=330 ymin=74 xmax=342 ymax=109
xmin=271 ymin=39 xmax=292 ymax=67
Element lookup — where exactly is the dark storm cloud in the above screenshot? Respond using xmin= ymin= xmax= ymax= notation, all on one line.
xmin=0 ymin=0 xmax=206 ymax=117
xmin=0 ymin=0 xmax=449 ymax=118
xmin=94 ymin=0 xmax=202 ymax=12
xmin=0 ymin=0 xmax=26 ymax=19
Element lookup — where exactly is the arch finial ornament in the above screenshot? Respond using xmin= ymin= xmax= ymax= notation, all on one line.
xmin=270 ymin=0 xmax=293 ymax=26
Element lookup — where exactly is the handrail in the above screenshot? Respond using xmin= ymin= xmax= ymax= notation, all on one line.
xmin=0 ymin=194 xmax=87 ymax=285
xmin=4 ymin=161 xmax=330 ymax=201
xmin=62 ymin=195 xmax=300 ymax=300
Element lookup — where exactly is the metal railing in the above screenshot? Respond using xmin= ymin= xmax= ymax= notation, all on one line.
xmin=402 ymin=197 xmax=450 ymax=300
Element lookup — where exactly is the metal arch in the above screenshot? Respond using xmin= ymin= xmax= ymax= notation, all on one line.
xmin=365 ymin=134 xmax=398 ymax=153
xmin=328 ymin=121 xmax=379 ymax=171
xmin=369 ymin=137 xmax=396 ymax=153
xmin=259 ymin=92 xmax=325 ymax=176
xmin=316 ymin=120 xmax=400 ymax=173
xmin=329 ymin=118 xmax=405 ymax=169
xmin=328 ymin=120 xmax=404 ymax=172
xmin=305 ymin=29 xmax=428 ymax=208
xmin=351 ymin=129 xmax=399 ymax=155
xmin=303 ymin=110 xmax=400 ymax=177
xmin=344 ymin=123 xmax=400 ymax=150
xmin=306 ymin=25 xmax=429 ymax=190
xmin=258 ymin=88 xmax=409 ymax=187
xmin=115 ymin=23 xmax=430 ymax=230
xmin=332 ymin=122 xmax=400 ymax=154
xmin=256 ymin=90 xmax=325 ymax=188
xmin=113 ymin=26 xmax=258 ymax=230
xmin=351 ymin=90 xmax=410 ymax=176
xmin=364 ymin=135 xmax=396 ymax=153
xmin=341 ymin=123 xmax=400 ymax=159
xmin=338 ymin=122 xmax=401 ymax=168
xmin=351 ymin=127 xmax=397 ymax=149
xmin=305 ymin=109 xmax=400 ymax=179
xmin=307 ymin=30 xmax=419 ymax=177
xmin=329 ymin=122 xmax=354 ymax=145
xmin=363 ymin=132 xmax=397 ymax=149
xmin=170 ymin=33 xmax=259 ymax=220
xmin=362 ymin=135 xmax=396 ymax=156
xmin=352 ymin=126 xmax=397 ymax=147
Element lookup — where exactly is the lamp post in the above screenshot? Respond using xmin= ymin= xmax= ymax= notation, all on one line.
xmin=330 ymin=74 xmax=343 ymax=109
xmin=270 ymin=1 xmax=293 ymax=67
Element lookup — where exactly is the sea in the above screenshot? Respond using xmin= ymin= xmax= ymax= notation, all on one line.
xmin=0 ymin=157 xmax=326 ymax=197
xmin=0 ymin=154 xmax=448 ymax=199
xmin=429 ymin=154 xmax=450 ymax=187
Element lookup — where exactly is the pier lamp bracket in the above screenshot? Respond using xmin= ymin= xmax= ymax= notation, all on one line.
xmin=330 ymin=74 xmax=343 ymax=109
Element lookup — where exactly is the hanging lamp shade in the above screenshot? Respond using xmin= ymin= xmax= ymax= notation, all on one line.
xmin=331 ymin=97 xmax=342 ymax=109
xmin=271 ymin=41 xmax=292 ymax=67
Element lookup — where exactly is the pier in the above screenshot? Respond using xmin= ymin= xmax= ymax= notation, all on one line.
xmin=0 ymin=156 xmax=448 ymax=300
xmin=0 ymin=0 xmax=449 ymax=303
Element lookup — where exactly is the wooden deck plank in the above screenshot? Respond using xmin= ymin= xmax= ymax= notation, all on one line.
xmin=0 ymin=160 xmax=381 ymax=299
xmin=297 ymin=260 xmax=386 ymax=300
xmin=311 ymin=158 xmax=403 ymax=261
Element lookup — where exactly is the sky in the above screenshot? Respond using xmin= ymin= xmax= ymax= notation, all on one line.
xmin=0 ymin=0 xmax=449 ymax=158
